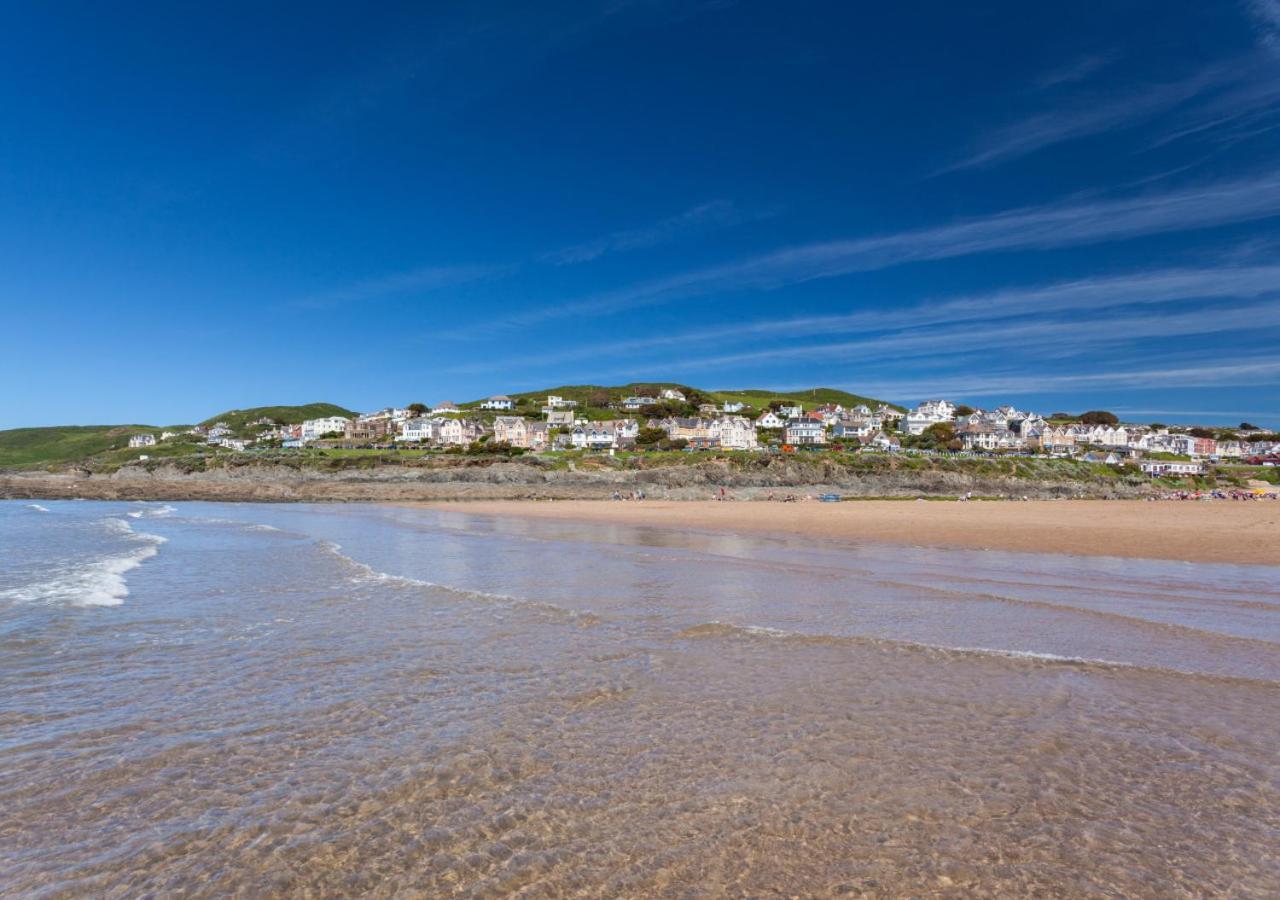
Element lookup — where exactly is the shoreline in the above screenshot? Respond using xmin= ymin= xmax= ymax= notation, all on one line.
xmin=404 ymin=498 xmax=1280 ymax=566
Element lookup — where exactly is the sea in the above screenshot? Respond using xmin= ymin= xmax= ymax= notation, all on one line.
xmin=1 ymin=499 xmax=1277 ymax=896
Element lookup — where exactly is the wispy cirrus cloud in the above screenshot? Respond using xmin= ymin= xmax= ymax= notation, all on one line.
xmin=1247 ymin=0 xmax=1280 ymax=55
xmin=293 ymin=262 xmax=512 ymax=309
xmin=1033 ymin=52 xmax=1118 ymax=89
xmin=626 ymin=300 xmax=1280 ymax=373
xmin=495 ymin=168 xmax=1280 ymax=326
xmin=295 ymin=198 xmax=753 ymax=307
xmin=942 ymin=63 xmax=1242 ymax=173
xmin=847 ymin=357 xmax=1280 ymax=400
xmin=538 ymin=199 xmax=765 ymax=265
xmin=467 ymin=263 xmax=1280 ymax=368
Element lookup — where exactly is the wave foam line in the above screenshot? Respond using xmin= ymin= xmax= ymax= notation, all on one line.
xmin=675 ymin=621 xmax=1279 ymax=686
xmin=315 ymin=540 xmax=601 ymax=624
xmin=2 ymin=517 xmax=166 ymax=608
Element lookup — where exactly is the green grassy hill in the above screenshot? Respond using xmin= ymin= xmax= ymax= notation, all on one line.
xmin=200 ymin=403 xmax=356 ymax=432
xmin=463 ymin=384 xmax=900 ymax=417
xmin=0 ymin=403 xmax=355 ymax=469
xmin=0 ymin=425 xmax=162 ymax=469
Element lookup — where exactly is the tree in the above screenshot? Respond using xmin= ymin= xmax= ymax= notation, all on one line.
xmin=636 ymin=427 xmax=667 ymax=447
xmin=1050 ymin=412 xmax=1076 ymax=422
xmin=407 ymin=402 xmax=428 ymax=415
xmin=1079 ymin=410 xmax=1118 ymax=425
xmin=1188 ymin=427 xmax=1215 ymax=439
xmin=1240 ymin=421 xmax=1259 ymax=430
xmin=920 ymin=422 xmax=956 ymax=449
xmin=954 ymin=404 xmax=975 ymax=417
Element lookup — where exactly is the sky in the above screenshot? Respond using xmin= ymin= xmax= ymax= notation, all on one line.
xmin=3 ymin=1 xmax=1280 ymax=428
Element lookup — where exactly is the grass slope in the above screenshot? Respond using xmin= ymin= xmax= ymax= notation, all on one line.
xmin=465 ymin=384 xmax=900 ymax=413
xmin=1 ymin=403 xmax=355 ymax=469
xmin=200 ymin=403 xmax=355 ymax=431
xmin=0 ymin=425 xmax=160 ymax=469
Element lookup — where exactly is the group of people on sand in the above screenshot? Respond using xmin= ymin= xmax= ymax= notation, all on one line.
xmin=610 ymin=489 xmax=646 ymax=501
xmin=1151 ymin=489 xmax=1278 ymax=501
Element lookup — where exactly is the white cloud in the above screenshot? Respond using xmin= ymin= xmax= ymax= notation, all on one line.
xmin=294 ymin=263 xmax=510 ymax=308
xmin=943 ymin=64 xmax=1239 ymax=172
xmin=538 ymin=200 xmax=760 ymax=265
xmin=848 ymin=358 xmax=1280 ymax=399
xmin=497 ymin=169 xmax=1280 ymax=326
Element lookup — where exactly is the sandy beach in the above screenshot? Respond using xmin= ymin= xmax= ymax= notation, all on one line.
xmin=411 ymin=498 xmax=1280 ymax=566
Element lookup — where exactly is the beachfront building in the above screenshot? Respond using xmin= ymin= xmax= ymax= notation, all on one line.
xmin=723 ymin=401 xmax=746 ymax=413
xmin=437 ymin=418 xmax=484 ymax=446
xmin=570 ymin=423 xmax=622 ymax=450
xmin=432 ymin=401 xmax=461 ymax=416
xmin=128 ymin=433 xmax=157 ymax=448
xmin=867 ymin=431 xmax=901 ymax=451
xmin=958 ymin=426 xmax=1022 ymax=452
xmin=659 ymin=388 xmax=686 ymax=402
xmin=545 ymin=395 xmax=578 ymax=409
xmin=398 ymin=417 xmax=437 ymax=443
xmin=832 ymin=419 xmax=876 ymax=441
xmin=491 ymin=416 xmax=550 ymax=449
xmin=544 ymin=409 xmax=576 ymax=427
xmin=778 ymin=404 xmax=804 ymax=420
xmin=480 ymin=395 xmax=514 ymax=410
xmin=785 ymin=416 xmax=826 ymax=445
xmin=713 ymin=416 xmax=759 ymax=450
xmin=345 ymin=416 xmax=396 ymax=443
xmin=903 ymin=400 xmax=957 ymax=435
xmin=301 ymin=416 xmax=352 ymax=443
xmin=756 ymin=410 xmax=784 ymax=430
xmin=1140 ymin=460 xmax=1205 ymax=476
xmin=621 ymin=396 xmax=654 ymax=411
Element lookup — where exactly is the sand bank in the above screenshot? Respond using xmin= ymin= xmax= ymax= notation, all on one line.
xmin=409 ymin=498 xmax=1280 ymax=566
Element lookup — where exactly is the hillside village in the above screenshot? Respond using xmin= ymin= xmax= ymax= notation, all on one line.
xmin=124 ymin=385 xmax=1280 ymax=478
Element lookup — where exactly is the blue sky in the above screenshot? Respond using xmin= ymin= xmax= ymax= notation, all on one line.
xmin=3 ymin=1 xmax=1280 ymax=428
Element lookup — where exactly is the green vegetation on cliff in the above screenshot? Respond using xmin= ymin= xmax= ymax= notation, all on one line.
xmin=0 ymin=403 xmax=354 ymax=470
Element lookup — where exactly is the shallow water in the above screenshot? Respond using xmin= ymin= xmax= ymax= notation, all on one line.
xmin=1 ymin=500 xmax=1277 ymax=896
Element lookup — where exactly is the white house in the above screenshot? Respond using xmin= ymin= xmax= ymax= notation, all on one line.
xmin=621 ymin=396 xmax=653 ymax=411
xmin=784 ymin=417 xmax=826 ymax=445
xmin=160 ymin=431 xmax=178 ymax=441
xmin=903 ymin=400 xmax=957 ymax=435
xmin=398 ymin=417 xmax=437 ymax=442
xmin=432 ymin=401 xmax=461 ymax=416
xmin=723 ymin=401 xmax=746 ymax=413
xmin=778 ymin=404 xmax=804 ymax=420
xmin=570 ymin=423 xmax=624 ymax=450
xmin=756 ymin=411 xmax=784 ymax=430
xmin=480 ymin=395 xmax=514 ymax=410
xmin=659 ymin=388 xmax=686 ymax=402
xmin=128 ymin=434 xmax=156 ymax=448
xmin=545 ymin=395 xmax=578 ymax=409
xmin=301 ymin=416 xmax=352 ymax=442
xmin=832 ymin=419 xmax=875 ymax=441
xmin=1141 ymin=460 xmax=1205 ymax=476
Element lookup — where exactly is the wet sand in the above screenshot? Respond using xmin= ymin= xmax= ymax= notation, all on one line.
xmin=409 ymin=498 xmax=1280 ymax=566
xmin=4 ymin=501 xmax=1279 ymax=896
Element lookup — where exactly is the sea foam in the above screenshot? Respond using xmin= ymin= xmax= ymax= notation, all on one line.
xmin=1 ymin=517 xmax=166 ymax=608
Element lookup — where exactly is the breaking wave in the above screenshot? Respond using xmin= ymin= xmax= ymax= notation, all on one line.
xmin=126 ymin=504 xmax=176 ymax=519
xmin=26 ymin=503 xmax=49 ymax=513
xmin=1 ymin=517 xmax=166 ymax=608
